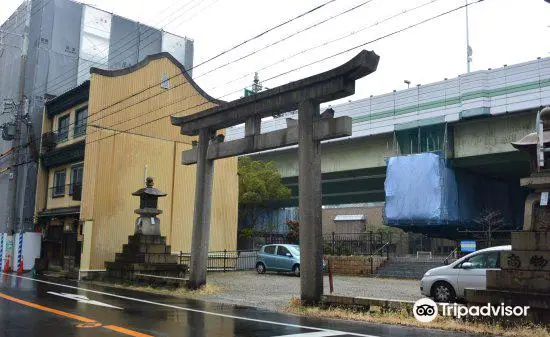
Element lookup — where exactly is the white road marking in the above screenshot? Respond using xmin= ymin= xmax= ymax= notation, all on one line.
xmin=273 ymin=331 xmax=346 ymax=337
xmin=1 ymin=273 xmax=380 ymax=337
xmin=47 ymin=291 xmax=122 ymax=310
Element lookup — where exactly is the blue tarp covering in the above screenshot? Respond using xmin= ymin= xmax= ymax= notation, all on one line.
xmin=384 ymin=153 xmax=525 ymax=228
xmin=240 ymin=207 xmax=298 ymax=233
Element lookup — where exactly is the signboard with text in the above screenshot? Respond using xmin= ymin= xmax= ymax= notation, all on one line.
xmin=460 ymin=240 xmax=476 ymax=253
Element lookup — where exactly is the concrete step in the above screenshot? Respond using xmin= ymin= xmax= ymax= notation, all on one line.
xmin=115 ymin=253 xmax=179 ymax=264
xmin=104 ymin=261 xmax=185 ymax=272
xmin=122 ymin=243 xmax=171 ymax=255
xmin=128 ymin=234 xmax=167 ymax=245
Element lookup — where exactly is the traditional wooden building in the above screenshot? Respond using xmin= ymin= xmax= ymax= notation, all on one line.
xmin=35 ymin=53 xmax=238 ymax=271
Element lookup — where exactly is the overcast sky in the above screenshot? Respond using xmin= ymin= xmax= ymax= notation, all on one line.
xmin=2 ymin=0 xmax=550 ymax=105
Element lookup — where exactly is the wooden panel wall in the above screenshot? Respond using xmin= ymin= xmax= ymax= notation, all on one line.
xmin=82 ymin=57 xmax=238 ymax=268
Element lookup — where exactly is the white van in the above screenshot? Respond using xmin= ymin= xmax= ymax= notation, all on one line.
xmin=420 ymin=245 xmax=511 ymax=302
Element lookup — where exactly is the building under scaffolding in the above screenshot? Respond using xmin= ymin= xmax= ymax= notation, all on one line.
xmin=0 ymin=0 xmax=194 ymax=233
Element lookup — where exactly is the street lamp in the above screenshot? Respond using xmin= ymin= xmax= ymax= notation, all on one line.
xmin=404 ymin=80 xmax=411 ymax=89
xmin=465 ymin=0 xmax=472 ymax=73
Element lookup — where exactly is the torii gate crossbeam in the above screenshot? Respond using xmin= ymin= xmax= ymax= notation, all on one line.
xmin=171 ymin=50 xmax=379 ymax=304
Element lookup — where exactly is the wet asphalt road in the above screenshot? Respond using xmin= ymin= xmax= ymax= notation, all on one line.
xmin=0 ymin=273 xmax=480 ymax=337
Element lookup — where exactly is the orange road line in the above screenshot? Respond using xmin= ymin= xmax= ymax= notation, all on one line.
xmin=0 ymin=291 xmax=154 ymax=337
xmin=0 ymin=292 xmax=96 ymax=323
xmin=104 ymin=325 xmax=154 ymax=337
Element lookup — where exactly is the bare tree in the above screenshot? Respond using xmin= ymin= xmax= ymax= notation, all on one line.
xmin=473 ymin=209 xmax=506 ymax=247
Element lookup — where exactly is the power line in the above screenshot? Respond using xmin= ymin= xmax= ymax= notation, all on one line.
xmin=88 ymin=124 xmax=193 ymax=145
xmin=0 ymin=0 xmax=58 ymax=44
xmin=33 ymin=0 xmax=335 ymax=105
xmin=29 ymin=0 xmax=199 ymax=98
xmin=9 ymin=0 xmax=474 ymax=154
xmin=1 ymin=0 xmax=202 ymax=163
xmin=4 ymin=0 xmax=201 ymax=112
xmin=85 ymin=0 xmax=487 ymax=148
xmin=82 ymin=0 xmax=381 ymax=133
xmin=174 ymin=0 xmax=223 ymax=27
xmin=192 ymin=0 xmax=337 ymax=70
xmin=13 ymin=0 xmax=342 ymax=152
xmin=210 ymin=0 xmax=446 ymax=93
xmin=83 ymin=0 xmax=338 ymax=121
xmin=195 ymin=0 xmax=378 ymax=79
xmin=82 ymin=0 xmax=448 ymax=138
xmin=265 ymin=0 xmax=487 ymax=83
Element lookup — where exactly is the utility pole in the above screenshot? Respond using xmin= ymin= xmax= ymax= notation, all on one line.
xmin=5 ymin=1 xmax=30 ymax=234
xmin=465 ymin=0 xmax=472 ymax=73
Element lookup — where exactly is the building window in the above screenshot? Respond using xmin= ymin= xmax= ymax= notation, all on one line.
xmin=53 ymin=169 xmax=66 ymax=197
xmin=161 ymin=73 xmax=170 ymax=89
xmin=57 ymin=115 xmax=69 ymax=142
xmin=69 ymin=164 xmax=83 ymax=200
xmin=74 ymin=107 xmax=88 ymax=137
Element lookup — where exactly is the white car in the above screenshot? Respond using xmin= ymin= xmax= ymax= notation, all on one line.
xmin=420 ymin=245 xmax=511 ymax=302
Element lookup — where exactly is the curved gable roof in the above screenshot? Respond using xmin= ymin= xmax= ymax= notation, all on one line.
xmin=89 ymin=52 xmax=224 ymax=105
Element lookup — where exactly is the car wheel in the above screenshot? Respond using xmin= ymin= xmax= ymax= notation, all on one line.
xmin=431 ymin=281 xmax=455 ymax=303
xmin=256 ymin=262 xmax=266 ymax=274
xmin=292 ymin=264 xmax=300 ymax=277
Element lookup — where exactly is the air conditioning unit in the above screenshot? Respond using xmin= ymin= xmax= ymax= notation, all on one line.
xmin=1 ymin=123 xmax=16 ymax=141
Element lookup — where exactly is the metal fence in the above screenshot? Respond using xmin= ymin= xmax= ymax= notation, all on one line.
xmin=237 ymin=232 xmax=290 ymax=250
xmin=238 ymin=231 xmax=396 ymax=256
xmin=178 ymin=250 xmax=258 ymax=272
xmin=323 ymin=232 xmax=394 ymax=256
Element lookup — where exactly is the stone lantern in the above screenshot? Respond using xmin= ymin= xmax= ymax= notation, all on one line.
xmin=132 ymin=177 xmax=166 ymax=236
xmin=465 ymin=107 xmax=550 ymax=322
xmin=105 ymin=177 xmax=187 ymax=286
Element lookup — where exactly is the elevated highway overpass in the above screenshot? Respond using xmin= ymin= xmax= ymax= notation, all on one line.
xmin=227 ymin=56 xmax=550 ymax=208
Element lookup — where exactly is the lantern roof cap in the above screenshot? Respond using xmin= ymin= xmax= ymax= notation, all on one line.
xmin=132 ymin=177 xmax=167 ymax=197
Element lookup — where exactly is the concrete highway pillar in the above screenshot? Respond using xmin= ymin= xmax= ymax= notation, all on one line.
xmin=298 ymin=100 xmax=323 ymax=304
xmin=188 ymin=128 xmax=215 ymax=289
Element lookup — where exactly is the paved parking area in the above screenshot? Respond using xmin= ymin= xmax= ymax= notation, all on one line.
xmin=202 ymin=271 xmax=422 ymax=311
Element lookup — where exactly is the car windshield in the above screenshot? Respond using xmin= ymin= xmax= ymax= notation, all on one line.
xmin=287 ymin=245 xmax=300 ymax=256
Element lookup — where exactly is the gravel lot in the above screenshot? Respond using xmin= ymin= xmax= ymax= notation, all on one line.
xmin=201 ymin=271 xmax=422 ymax=311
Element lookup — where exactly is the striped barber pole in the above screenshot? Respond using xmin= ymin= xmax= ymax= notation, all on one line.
xmin=0 ymin=234 xmax=4 ymax=269
xmin=17 ymin=233 xmax=23 ymax=267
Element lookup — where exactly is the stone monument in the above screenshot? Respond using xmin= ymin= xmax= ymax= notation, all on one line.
xmin=465 ymin=107 xmax=550 ymax=322
xmin=105 ymin=177 xmax=187 ymax=286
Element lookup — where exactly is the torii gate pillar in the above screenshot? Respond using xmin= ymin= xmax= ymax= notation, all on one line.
xmin=298 ymin=100 xmax=323 ymax=303
xmin=188 ymin=128 xmax=215 ymax=290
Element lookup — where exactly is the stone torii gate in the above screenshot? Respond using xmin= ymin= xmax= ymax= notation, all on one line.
xmin=171 ymin=50 xmax=379 ymax=303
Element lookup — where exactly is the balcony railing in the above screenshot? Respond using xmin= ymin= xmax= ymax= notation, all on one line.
xmin=41 ymin=126 xmax=86 ymax=153
xmin=49 ymin=184 xmax=82 ymax=201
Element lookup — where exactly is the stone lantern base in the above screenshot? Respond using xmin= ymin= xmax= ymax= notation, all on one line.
xmin=465 ymin=184 xmax=550 ymax=323
xmin=105 ymin=234 xmax=187 ymax=287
